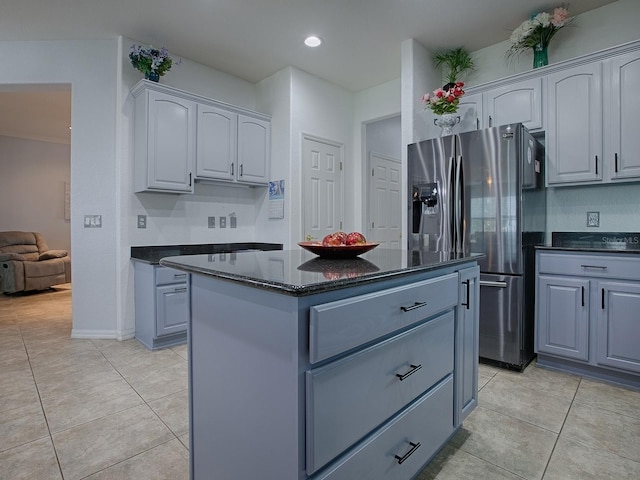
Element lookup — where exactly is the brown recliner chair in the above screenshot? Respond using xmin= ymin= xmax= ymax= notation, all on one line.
xmin=0 ymin=231 xmax=71 ymax=294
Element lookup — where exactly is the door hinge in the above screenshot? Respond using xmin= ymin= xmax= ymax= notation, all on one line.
xmin=372 ymin=168 xmax=374 ymax=176
xmin=340 ymin=162 xmax=343 ymax=171
xmin=371 ymin=222 xmax=375 ymax=228
xmin=339 ymin=221 xmax=343 ymax=229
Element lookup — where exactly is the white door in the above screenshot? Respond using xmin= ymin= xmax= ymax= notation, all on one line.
xmin=367 ymin=152 xmax=401 ymax=248
xmin=302 ymin=136 xmax=343 ymax=241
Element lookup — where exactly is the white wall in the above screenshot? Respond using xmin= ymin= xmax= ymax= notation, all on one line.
xmin=0 ymin=38 xmax=120 ymax=338
xmin=0 ymin=135 xmax=71 ymax=252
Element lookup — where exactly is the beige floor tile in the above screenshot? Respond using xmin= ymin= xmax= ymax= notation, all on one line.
xmin=42 ymin=378 xmax=144 ymax=433
xmin=106 ymin=347 xmax=186 ymax=376
xmin=170 ymin=343 xmax=188 ymax=360
xmin=83 ymin=438 xmax=189 ymax=480
xmin=451 ymin=406 xmax=557 ymax=480
xmin=33 ymin=361 xmax=125 ymax=400
xmin=478 ymin=362 xmax=500 ymax=378
xmin=574 ymin=378 xmax=640 ymax=420
xmin=148 ymin=388 xmax=189 ymax=436
xmin=543 ymin=435 xmax=640 ymax=480
xmin=91 ymin=338 xmax=155 ymax=359
xmin=477 ymin=372 xmax=493 ymax=391
xmin=417 ymin=444 xmax=526 ymax=480
xmin=122 ymin=361 xmax=188 ymax=402
xmin=478 ymin=374 xmax=573 ymax=432
xmin=499 ymin=363 xmax=581 ymax=400
xmin=0 ymin=381 xmax=41 ymax=415
xmin=0 ymin=436 xmax=62 ymax=480
xmin=52 ymin=404 xmax=174 ymax=480
xmin=562 ymin=401 xmax=640 ymax=462
xmin=0 ymin=402 xmax=50 ymax=452
xmin=178 ymin=432 xmax=189 ymax=450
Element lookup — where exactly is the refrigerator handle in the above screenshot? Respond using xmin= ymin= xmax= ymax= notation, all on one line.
xmin=454 ymin=155 xmax=463 ymax=252
xmin=448 ymin=156 xmax=456 ymax=252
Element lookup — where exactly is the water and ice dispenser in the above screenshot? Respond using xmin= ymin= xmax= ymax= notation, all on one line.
xmin=411 ymin=183 xmax=441 ymax=249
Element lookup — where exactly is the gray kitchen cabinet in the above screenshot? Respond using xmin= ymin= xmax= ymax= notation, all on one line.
xmin=537 ymin=275 xmax=590 ymax=361
xmin=545 ymin=62 xmax=603 ymax=186
xmin=134 ymin=262 xmax=188 ymax=349
xmin=132 ymin=83 xmax=196 ymax=193
xmin=195 ymin=107 xmax=271 ymax=186
xmin=536 ymin=250 xmax=640 ymax=386
xmin=604 ymin=50 xmax=640 ymax=182
xmin=484 ymin=77 xmax=543 ymax=131
xmin=456 ymin=265 xmax=479 ymax=423
xmin=179 ymin=256 xmax=479 ymax=480
xmin=456 ymin=93 xmax=483 ymax=133
xmin=597 ymin=281 xmax=640 ymax=373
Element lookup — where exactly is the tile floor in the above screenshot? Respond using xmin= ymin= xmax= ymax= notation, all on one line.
xmin=1 ymin=286 xmax=640 ymax=479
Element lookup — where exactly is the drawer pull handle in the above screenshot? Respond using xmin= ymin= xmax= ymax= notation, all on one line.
xmin=396 ymin=364 xmax=422 ymax=381
xmin=394 ymin=441 xmax=421 ymax=464
xmin=580 ymin=265 xmax=607 ymax=270
xmin=173 ymin=287 xmax=187 ymax=293
xmin=461 ymin=279 xmax=470 ymax=310
xmin=173 ymin=274 xmax=187 ymax=279
xmin=400 ymin=302 xmax=427 ymax=312
xmin=479 ymin=280 xmax=507 ymax=288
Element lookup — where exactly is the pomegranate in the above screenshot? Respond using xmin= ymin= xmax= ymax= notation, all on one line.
xmin=345 ymin=232 xmax=366 ymax=245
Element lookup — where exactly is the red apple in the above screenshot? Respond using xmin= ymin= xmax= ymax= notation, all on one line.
xmin=345 ymin=231 xmax=366 ymax=245
xmin=322 ymin=233 xmax=341 ymax=246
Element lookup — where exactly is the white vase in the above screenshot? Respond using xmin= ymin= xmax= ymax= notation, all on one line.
xmin=434 ymin=114 xmax=460 ymax=137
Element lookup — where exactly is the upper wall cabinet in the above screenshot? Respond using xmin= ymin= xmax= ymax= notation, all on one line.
xmin=485 ymin=78 xmax=543 ymax=131
xmin=133 ymin=86 xmax=196 ymax=193
xmin=457 ymin=78 xmax=542 ymax=134
xmin=132 ymin=80 xmax=271 ymax=193
xmin=604 ymin=50 xmax=640 ymax=182
xmin=546 ymin=63 xmax=603 ymax=186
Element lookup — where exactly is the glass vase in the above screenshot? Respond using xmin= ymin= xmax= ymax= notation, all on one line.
xmin=145 ymin=72 xmax=160 ymax=82
xmin=533 ymin=43 xmax=549 ymax=69
xmin=434 ymin=114 xmax=460 ymax=137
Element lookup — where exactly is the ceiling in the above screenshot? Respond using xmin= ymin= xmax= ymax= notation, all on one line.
xmin=0 ymin=0 xmax=617 ymax=144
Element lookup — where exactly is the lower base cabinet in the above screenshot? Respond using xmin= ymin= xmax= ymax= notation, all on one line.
xmin=134 ymin=262 xmax=189 ymax=350
xmin=535 ymin=250 xmax=640 ymax=387
xmin=188 ymin=261 xmax=479 ymax=479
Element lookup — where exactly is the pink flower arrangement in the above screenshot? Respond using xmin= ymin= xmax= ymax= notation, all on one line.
xmin=422 ymin=82 xmax=465 ymax=115
xmin=507 ymin=6 xmax=573 ymax=59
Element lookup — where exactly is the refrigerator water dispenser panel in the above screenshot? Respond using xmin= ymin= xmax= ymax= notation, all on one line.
xmin=412 ymin=183 xmax=439 ymax=233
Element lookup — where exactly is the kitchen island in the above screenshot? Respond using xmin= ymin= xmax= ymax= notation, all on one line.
xmin=161 ymin=248 xmax=482 ymax=480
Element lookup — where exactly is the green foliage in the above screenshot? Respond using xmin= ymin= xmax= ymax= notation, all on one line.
xmin=433 ymin=47 xmax=475 ymax=85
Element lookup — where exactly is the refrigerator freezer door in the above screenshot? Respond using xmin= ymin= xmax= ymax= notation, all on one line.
xmin=478 ymin=273 xmax=531 ymax=368
xmin=458 ymin=125 xmax=523 ymax=275
xmin=408 ymin=136 xmax=455 ymax=252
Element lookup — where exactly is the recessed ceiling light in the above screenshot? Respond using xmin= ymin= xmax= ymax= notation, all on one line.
xmin=304 ymin=36 xmax=322 ymax=47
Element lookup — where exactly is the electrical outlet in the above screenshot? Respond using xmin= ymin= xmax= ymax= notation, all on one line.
xmin=84 ymin=215 xmax=102 ymax=228
xmin=230 ymin=216 xmax=237 ymax=228
xmin=137 ymin=215 xmax=147 ymax=229
xmin=208 ymin=216 xmax=216 ymax=228
xmin=219 ymin=216 xmax=226 ymax=228
xmin=587 ymin=211 xmax=600 ymax=227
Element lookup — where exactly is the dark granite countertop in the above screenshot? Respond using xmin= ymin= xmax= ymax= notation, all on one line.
xmin=536 ymin=231 xmax=640 ymax=255
xmin=160 ymin=248 xmax=484 ymax=296
xmin=131 ymin=242 xmax=283 ymax=264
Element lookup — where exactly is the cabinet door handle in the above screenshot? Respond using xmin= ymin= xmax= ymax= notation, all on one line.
xmin=461 ymin=279 xmax=470 ymax=310
xmin=394 ymin=441 xmax=421 ymax=464
xmin=173 ymin=287 xmax=187 ymax=293
xmin=480 ymin=280 xmax=507 ymax=288
xmin=240 ymin=164 xmax=244 ymax=176
xmin=400 ymin=301 xmax=427 ymax=312
xmin=231 ymin=163 xmax=234 ymax=176
xmin=395 ymin=364 xmax=422 ymax=381
xmin=189 ymin=172 xmax=192 ymax=187
xmin=488 ymin=115 xmax=492 ymax=127
xmin=476 ymin=118 xmax=479 ymax=130
xmin=580 ymin=264 xmax=607 ymax=270
xmin=615 ymin=153 xmax=619 ymax=173
xmin=601 ymin=288 xmax=605 ymax=309
xmin=595 ymin=155 xmax=598 ymax=175
xmin=581 ymin=286 xmax=585 ymax=307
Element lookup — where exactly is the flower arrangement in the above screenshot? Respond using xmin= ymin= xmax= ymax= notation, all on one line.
xmin=421 ymin=82 xmax=465 ymax=115
xmin=129 ymin=45 xmax=173 ymax=79
xmin=507 ymin=7 xmax=572 ymax=61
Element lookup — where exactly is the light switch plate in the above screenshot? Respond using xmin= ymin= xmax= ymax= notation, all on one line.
xmin=137 ymin=215 xmax=147 ymax=229
xmin=587 ymin=211 xmax=600 ymax=227
xmin=220 ymin=216 xmax=226 ymax=228
xmin=208 ymin=216 xmax=216 ymax=228
xmin=84 ymin=215 xmax=102 ymax=228
xmin=230 ymin=216 xmax=237 ymax=228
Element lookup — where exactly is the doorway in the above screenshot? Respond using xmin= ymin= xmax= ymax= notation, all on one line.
xmin=301 ymin=135 xmax=344 ymax=241
xmin=364 ymin=115 xmax=402 ymax=248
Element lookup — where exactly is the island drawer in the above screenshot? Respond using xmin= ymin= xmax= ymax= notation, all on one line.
xmin=309 ymin=272 xmax=458 ymax=363
xmin=306 ymin=311 xmax=454 ymax=474
xmin=155 ymin=266 xmax=189 ymax=286
xmin=312 ymin=375 xmax=454 ymax=480
xmin=537 ymin=252 xmax=640 ymax=280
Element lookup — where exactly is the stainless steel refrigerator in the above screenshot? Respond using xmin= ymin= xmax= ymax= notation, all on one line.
xmin=408 ymin=123 xmax=546 ymax=370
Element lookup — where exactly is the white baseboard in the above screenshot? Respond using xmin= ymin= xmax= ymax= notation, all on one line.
xmin=71 ymin=329 xmax=117 ymax=339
